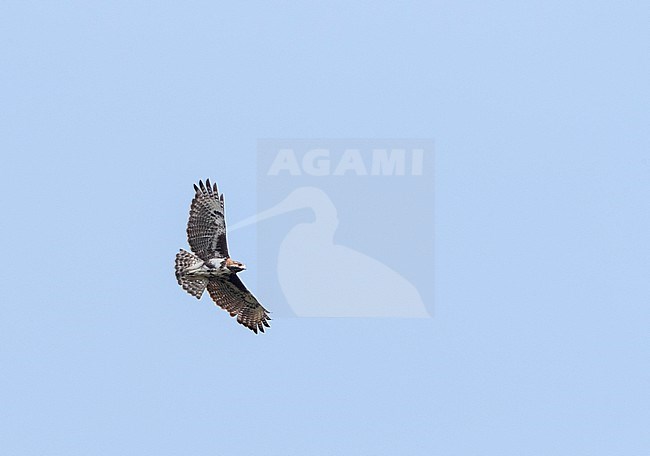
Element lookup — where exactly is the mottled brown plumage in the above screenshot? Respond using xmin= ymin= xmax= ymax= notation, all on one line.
xmin=175 ymin=179 xmax=270 ymax=333
xmin=187 ymin=179 xmax=228 ymax=261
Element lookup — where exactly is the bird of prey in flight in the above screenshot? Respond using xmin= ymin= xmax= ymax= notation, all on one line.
xmin=175 ymin=179 xmax=270 ymax=333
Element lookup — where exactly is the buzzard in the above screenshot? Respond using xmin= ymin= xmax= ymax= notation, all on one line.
xmin=175 ymin=179 xmax=270 ymax=333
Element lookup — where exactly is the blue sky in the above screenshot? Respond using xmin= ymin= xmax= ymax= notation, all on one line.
xmin=1 ymin=2 xmax=648 ymax=455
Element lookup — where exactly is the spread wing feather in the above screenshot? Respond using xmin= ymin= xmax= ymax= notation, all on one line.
xmin=207 ymin=275 xmax=271 ymax=334
xmin=187 ymin=179 xmax=229 ymax=261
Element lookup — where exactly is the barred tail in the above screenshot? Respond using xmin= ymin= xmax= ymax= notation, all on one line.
xmin=175 ymin=249 xmax=208 ymax=299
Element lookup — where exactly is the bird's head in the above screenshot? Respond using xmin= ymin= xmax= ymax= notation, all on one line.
xmin=226 ymin=259 xmax=246 ymax=273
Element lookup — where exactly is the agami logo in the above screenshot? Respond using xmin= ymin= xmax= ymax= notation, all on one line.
xmin=233 ymin=139 xmax=434 ymax=318
xmin=267 ymin=148 xmax=424 ymax=176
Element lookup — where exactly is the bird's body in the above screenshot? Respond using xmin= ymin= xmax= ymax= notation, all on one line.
xmin=181 ymin=257 xmax=227 ymax=278
xmin=175 ymin=179 xmax=270 ymax=333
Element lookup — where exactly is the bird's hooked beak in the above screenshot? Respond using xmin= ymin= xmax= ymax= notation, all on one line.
xmin=228 ymin=263 xmax=246 ymax=273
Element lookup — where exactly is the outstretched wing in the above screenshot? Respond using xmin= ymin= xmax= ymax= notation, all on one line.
xmin=187 ymin=179 xmax=229 ymax=261
xmin=207 ymin=275 xmax=271 ymax=334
